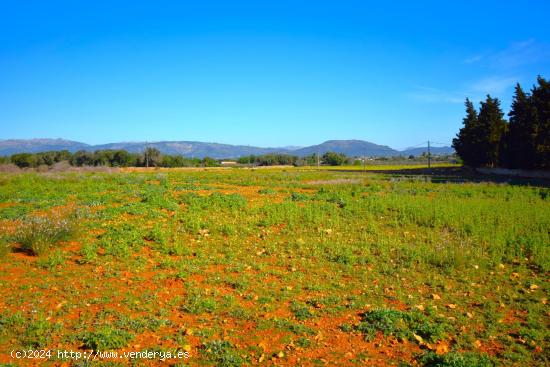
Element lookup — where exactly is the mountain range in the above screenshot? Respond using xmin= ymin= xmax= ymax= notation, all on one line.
xmin=0 ymin=138 xmax=453 ymax=158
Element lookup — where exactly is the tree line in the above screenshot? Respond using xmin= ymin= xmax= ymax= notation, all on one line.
xmin=236 ymin=152 xmax=357 ymax=166
xmin=453 ymin=76 xmax=549 ymax=169
xmin=1 ymin=146 xmax=455 ymax=169
xmin=1 ymin=149 xmax=356 ymax=168
xmin=1 ymin=148 xmax=219 ymax=168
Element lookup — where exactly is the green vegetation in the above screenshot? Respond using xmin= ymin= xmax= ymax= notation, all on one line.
xmin=453 ymin=75 xmax=550 ymax=169
xmin=14 ymin=204 xmax=81 ymax=256
xmin=418 ymin=351 xmax=495 ymax=367
xmin=202 ymin=340 xmax=245 ymax=367
xmin=356 ymin=309 xmax=449 ymax=343
xmin=78 ymin=327 xmax=134 ymax=350
xmin=2 ymin=147 xmax=456 ymax=170
xmin=0 ymin=168 xmax=547 ymax=366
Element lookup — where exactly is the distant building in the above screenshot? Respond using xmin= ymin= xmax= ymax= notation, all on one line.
xmin=221 ymin=161 xmax=237 ymax=166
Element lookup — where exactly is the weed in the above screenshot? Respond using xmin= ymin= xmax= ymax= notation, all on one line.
xmin=37 ymin=249 xmax=66 ymax=270
xmin=15 ymin=204 xmax=80 ymax=256
xmin=0 ymin=237 xmax=10 ymax=258
xmin=418 ymin=351 xmax=495 ymax=367
xmin=78 ymin=242 xmax=98 ymax=264
xmin=296 ymin=337 xmax=312 ymax=348
xmin=289 ymin=192 xmax=310 ymax=201
xmin=78 ymin=327 xmax=133 ymax=350
xmin=290 ymin=301 xmax=315 ymax=320
xmin=356 ymin=309 xmax=449 ymax=343
xmin=181 ymin=294 xmax=218 ymax=314
xmin=20 ymin=317 xmax=58 ymax=348
xmin=202 ymin=340 xmax=244 ymax=367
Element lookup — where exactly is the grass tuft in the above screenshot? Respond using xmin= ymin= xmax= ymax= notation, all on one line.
xmin=15 ymin=204 xmax=81 ymax=256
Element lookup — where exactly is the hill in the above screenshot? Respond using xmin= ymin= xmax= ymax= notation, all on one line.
xmin=401 ymin=146 xmax=455 ymax=156
xmin=0 ymin=139 xmax=90 ymax=156
xmin=0 ymin=138 xmax=453 ymax=158
xmin=293 ymin=140 xmax=398 ymax=157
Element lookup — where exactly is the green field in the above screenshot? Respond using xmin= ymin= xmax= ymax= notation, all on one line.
xmin=0 ymin=167 xmax=548 ymax=366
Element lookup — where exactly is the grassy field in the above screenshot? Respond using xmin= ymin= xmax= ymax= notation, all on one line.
xmin=0 ymin=167 xmax=548 ymax=366
xmin=299 ymin=163 xmax=461 ymax=171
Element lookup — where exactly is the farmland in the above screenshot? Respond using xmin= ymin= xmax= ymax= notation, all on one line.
xmin=0 ymin=167 xmax=548 ymax=366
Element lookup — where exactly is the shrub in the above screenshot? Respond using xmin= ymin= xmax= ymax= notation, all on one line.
xmin=356 ymin=309 xmax=449 ymax=343
xmin=15 ymin=204 xmax=81 ymax=256
xmin=202 ymin=340 xmax=244 ymax=367
xmin=290 ymin=301 xmax=315 ymax=320
xmin=21 ymin=317 xmax=56 ymax=348
xmin=78 ymin=327 xmax=133 ymax=350
xmin=182 ymin=294 xmax=218 ymax=314
xmin=418 ymin=351 xmax=495 ymax=367
xmin=37 ymin=249 xmax=66 ymax=270
xmin=78 ymin=242 xmax=98 ymax=264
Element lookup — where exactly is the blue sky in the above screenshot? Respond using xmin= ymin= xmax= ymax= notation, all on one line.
xmin=1 ymin=1 xmax=549 ymax=149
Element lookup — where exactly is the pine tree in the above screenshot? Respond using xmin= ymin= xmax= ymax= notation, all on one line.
xmin=477 ymin=95 xmax=507 ymax=167
xmin=452 ymin=98 xmax=481 ymax=166
xmin=531 ymin=76 xmax=550 ymax=169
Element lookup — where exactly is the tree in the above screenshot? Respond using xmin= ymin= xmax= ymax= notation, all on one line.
xmin=143 ymin=147 xmax=161 ymax=167
xmin=504 ymin=84 xmax=536 ymax=168
xmin=112 ymin=150 xmax=134 ymax=167
xmin=322 ymin=151 xmax=347 ymax=166
xmin=531 ymin=76 xmax=550 ymax=169
xmin=11 ymin=153 xmax=36 ymax=168
xmin=477 ymin=95 xmax=507 ymax=167
xmin=452 ymin=98 xmax=483 ymax=167
xmin=71 ymin=150 xmax=94 ymax=166
xmin=202 ymin=157 xmax=219 ymax=167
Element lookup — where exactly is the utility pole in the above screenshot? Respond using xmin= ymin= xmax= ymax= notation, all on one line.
xmin=317 ymin=150 xmax=320 ymax=170
xmin=363 ymin=153 xmax=366 ymax=173
xmin=427 ymin=140 xmax=431 ymax=169
xmin=145 ymin=141 xmax=149 ymax=168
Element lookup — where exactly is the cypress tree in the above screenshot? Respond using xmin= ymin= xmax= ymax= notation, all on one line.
xmin=531 ymin=76 xmax=550 ymax=169
xmin=453 ymin=98 xmax=482 ymax=167
xmin=477 ymin=95 xmax=507 ymax=167
xmin=505 ymin=84 xmax=535 ymax=168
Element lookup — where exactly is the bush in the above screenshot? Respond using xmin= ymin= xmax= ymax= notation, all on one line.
xmin=21 ymin=317 xmax=56 ymax=348
xmin=182 ymin=294 xmax=218 ymax=314
xmin=290 ymin=301 xmax=315 ymax=320
xmin=419 ymin=351 xmax=495 ymax=367
xmin=37 ymin=249 xmax=66 ymax=270
xmin=356 ymin=309 xmax=449 ymax=343
xmin=202 ymin=340 xmax=244 ymax=367
xmin=78 ymin=327 xmax=133 ymax=350
xmin=15 ymin=204 xmax=80 ymax=256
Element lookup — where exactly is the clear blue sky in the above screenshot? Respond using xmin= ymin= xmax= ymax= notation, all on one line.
xmin=1 ymin=1 xmax=549 ymax=149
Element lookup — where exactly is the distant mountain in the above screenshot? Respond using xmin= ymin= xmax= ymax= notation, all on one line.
xmin=0 ymin=138 xmax=453 ymax=158
xmin=293 ymin=140 xmax=398 ymax=157
xmin=401 ymin=146 xmax=454 ymax=156
xmin=93 ymin=141 xmax=288 ymax=159
xmin=0 ymin=139 xmax=90 ymax=155
xmin=282 ymin=145 xmax=304 ymax=151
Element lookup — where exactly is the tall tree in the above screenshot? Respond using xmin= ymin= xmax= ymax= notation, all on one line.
xmin=504 ymin=84 xmax=535 ymax=168
xmin=477 ymin=95 xmax=507 ymax=167
xmin=452 ymin=98 xmax=482 ymax=166
xmin=143 ymin=147 xmax=161 ymax=167
xmin=531 ymin=76 xmax=550 ymax=169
